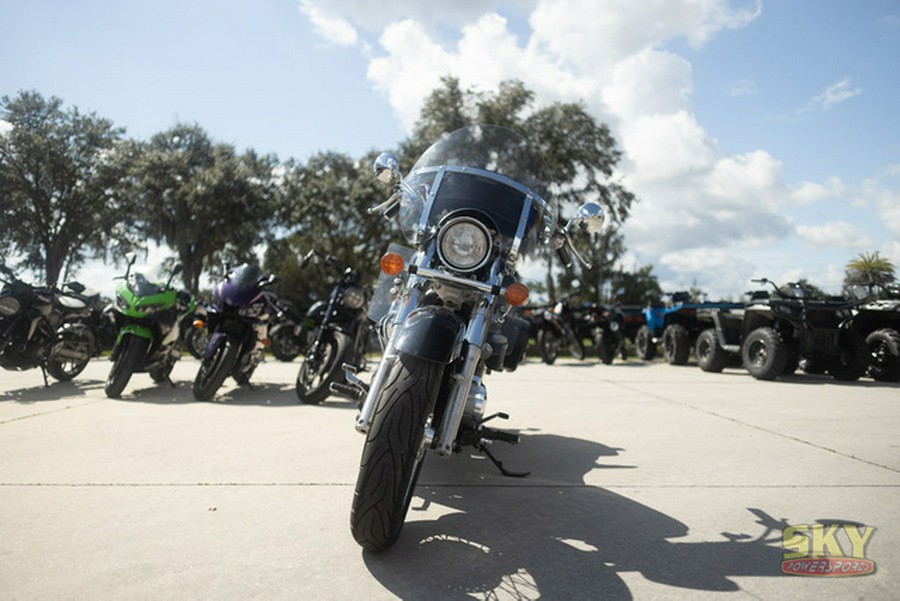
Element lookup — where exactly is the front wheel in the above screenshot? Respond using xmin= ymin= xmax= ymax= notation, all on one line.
xmin=192 ymin=338 xmax=239 ymax=401
xmin=635 ymin=325 xmax=656 ymax=360
xmin=296 ymin=331 xmax=348 ymax=404
xmin=742 ymin=327 xmax=787 ymax=381
xmin=695 ymin=329 xmax=727 ymax=373
xmin=662 ymin=324 xmax=690 ymax=365
xmin=594 ymin=331 xmax=615 ymax=365
xmin=536 ymin=329 xmax=559 ymax=365
xmin=46 ymin=324 xmax=95 ymax=382
xmin=866 ymin=328 xmax=900 ymax=382
xmin=350 ymin=353 xmax=442 ymax=552
xmin=270 ymin=326 xmax=304 ymax=362
xmin=105 ymin=335 xmax=149 ymax=398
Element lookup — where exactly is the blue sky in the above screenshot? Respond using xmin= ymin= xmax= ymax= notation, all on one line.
xmin=2 ymin=0 xmax=899 ymax=297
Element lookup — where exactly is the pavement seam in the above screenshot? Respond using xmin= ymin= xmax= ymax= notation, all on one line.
xmin=2 ymin=482 xmax=899 ymax=488
xmin=0 ymin=399 xmax=108 ymax=425
xmin=611 ymin=382 xmax=900 ymax=476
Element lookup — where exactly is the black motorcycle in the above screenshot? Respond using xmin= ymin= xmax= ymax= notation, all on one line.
xmin=192 ymin=263 xmax=279 ymax=401
xmin=0 ymin=264 xmax=96 ymax=385
xmin=295 ymin=250 xmax=371 ymax=405
xmin=589 ymin=303 xmax=627 ymax=365
xmin=531 ymin=296 xmax=588 ymax=364
xmin=267 ymin=299 xmax=308 ymax=362
xmin=348 ymin=125 xmax=604 ymax=551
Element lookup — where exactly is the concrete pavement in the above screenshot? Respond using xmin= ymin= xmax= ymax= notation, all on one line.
xmin=1 ymin=356 xmax=898 ymax=599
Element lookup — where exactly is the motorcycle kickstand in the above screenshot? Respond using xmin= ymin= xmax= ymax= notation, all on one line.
xmin=40 ymin=366 xmax=49 ymax=387
xmin=477 ymin=442 xmax=530 ymax=478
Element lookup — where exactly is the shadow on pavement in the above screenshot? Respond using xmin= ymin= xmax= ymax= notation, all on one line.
xmin=363 ymin=433 xmax=787 ymax=599
xmin=0 ymin=378 xmax=103 ymax=403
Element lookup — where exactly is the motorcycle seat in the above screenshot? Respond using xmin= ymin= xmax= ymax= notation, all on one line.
xmin=57 ymin=294 xmax=89 ymax=310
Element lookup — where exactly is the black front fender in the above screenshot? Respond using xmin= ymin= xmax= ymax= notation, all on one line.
xmin=395 ymin=305 xmax=464 ymax=364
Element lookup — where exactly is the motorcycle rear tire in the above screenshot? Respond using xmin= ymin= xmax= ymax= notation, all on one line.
xmin=866 ymin=328 xmax=900 ymax=382
xmin=192 ymin=340 xmax=239 ymax=401
xmin=105 ymin=335 xmax=149 ymax=398
xmin=269 ymin=328 xmax=303 ymax=362
xmin=296 ymin=331 xmax=348 ymax=404
xmin=350 ymin=353 xmax=442 ymax=552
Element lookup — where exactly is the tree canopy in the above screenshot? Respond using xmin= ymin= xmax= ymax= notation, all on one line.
xmin=843 ymin=251 xmax=896 ymax=296
xmin=0 ymin=90 xmax=129 ymax=285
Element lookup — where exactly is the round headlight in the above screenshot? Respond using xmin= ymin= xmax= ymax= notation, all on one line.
xmin=437 ymin=218 xmax=491 ymax=272
xmin=0 ymin=296 xmax=21 ymax=316
xmin=342 ymin=286 xmax=365 ymax=310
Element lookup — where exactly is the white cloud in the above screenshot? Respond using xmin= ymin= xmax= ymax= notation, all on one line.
xmin=729 ymin=78 xmax=757 ymax=97
xmin=808 ymin=78 xmax=862 ymax=110
xmin=298 ymin=0 xmax=359 ymax=47
xmin=297 ymin=0 xmax=894 ymax=298
xmin=796 ymin=222 xmax=873 ymax=249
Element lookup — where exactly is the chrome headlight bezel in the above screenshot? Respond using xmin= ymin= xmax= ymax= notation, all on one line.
xmin=0 ymin=296 xmax=21 ymax=316
xmin=341 ymin=286 xmax=366 ymax=310
xmin=436 ymin=217 xmax=492 ymax=273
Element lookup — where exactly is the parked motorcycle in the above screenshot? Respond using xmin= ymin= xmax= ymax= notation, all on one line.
xmin=591 ymin=303 xmax=627 ymax=365
xmin=531 ymin=296 xmax=586 ymax=364
xmin=346 ymin=125 xmax=605 ymax=551
xmin=182 ymin=301 xmax=210 ymax=359
xmin=105 ymin=255 xmax=195 ymax=398
xmin=0 ymin=264 xmax=96 ymax=385
xmin=192 ymin=263 xmax=278 ymax=401
xmin=295 ymin=250 xmax=371 ymax=404
xmin=267 ymin=299 xmax=308 ymax=362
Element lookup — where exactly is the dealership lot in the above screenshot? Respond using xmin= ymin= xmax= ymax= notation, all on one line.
xmin=1 ymin=357 xmax=897 ymax=599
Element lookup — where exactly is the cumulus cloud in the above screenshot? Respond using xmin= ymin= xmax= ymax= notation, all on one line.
xmin=296 ymin=0 xmax=889 ymax=297
xmin=796 ymin=222 xmax=874 ymax=249
xmin=298 ymin=0 xmax=358 ymax=47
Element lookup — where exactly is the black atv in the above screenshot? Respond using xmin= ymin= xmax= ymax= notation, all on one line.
xmin=848 ymin=283 xmax=900 ymax=382
xmin=737 ymin=278 xmax=867 ymax=381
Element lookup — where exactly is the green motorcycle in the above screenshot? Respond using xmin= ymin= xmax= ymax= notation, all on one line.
xmin=105 ymin=254 xmax=195 ymax=398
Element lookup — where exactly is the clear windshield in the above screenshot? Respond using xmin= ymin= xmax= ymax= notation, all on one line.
xmin=398 ymin=125 xmax=557 ymax=257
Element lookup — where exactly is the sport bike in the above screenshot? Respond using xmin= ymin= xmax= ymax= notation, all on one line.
xmin=105 ymin=255 xmax=195 ymax=398
xmin=0 ymin=263 xmax=95 ymax=385
xmin=192 ymin=263 xmax=278 ymax=401
xmin=348 ymin=125 xmax=605 ymax=551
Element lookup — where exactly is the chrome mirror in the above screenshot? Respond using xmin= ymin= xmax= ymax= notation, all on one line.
xmin=373 ymin=152 xmax=401 ymax=184
xmin=566 ymin=201 xmax=606 ymax=235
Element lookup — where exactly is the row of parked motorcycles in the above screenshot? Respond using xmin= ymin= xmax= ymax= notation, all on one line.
xmin=1 ymin=246 xmax=374 ymax=404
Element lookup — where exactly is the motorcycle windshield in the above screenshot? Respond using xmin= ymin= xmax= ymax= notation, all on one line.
xmin=216 ymin=264 xmax=262 ymax=307
xmin=128 ymin=273 xmax=164 ymax=297
xmin=399 ymin=125 xmax=557 ymax=258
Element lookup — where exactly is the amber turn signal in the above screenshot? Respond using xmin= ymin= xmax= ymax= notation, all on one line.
xmin=504 ymin=282 xmax=529 ymax=306
xmin=380 ymin=252 xmax=404 ymax=276
xmin=192 ymin=319 xmax=205 ymax=329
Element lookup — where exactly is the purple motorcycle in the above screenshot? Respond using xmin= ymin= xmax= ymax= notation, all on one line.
xmin=192 ymin=263 xmax=279 ymax=401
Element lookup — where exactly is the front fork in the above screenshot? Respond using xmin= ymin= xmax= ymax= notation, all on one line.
xmin=354 ymin=288 xmax=492 ymax=458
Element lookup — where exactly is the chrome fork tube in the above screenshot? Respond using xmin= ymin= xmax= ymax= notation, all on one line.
xmin=354 ymin=286 xmax=421 ymax=434
xmin=435 ymin=302 xmax=490 ymax=456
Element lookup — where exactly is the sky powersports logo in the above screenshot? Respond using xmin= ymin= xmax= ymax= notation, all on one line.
xmin=782 ymin=522 xmax=876 ymax=577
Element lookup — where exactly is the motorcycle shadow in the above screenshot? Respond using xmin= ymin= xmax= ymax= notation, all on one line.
xmin=363 ymin=434 xmax=786 ymax=599
xmin=0 ymin=378 xmax=104 ymax=404
xmin=123 ymin=380 xmax=302 ymax=407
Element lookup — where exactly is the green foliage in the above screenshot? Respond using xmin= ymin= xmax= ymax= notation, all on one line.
xmin=843 ymin=251 xmax=896 ymax=296
xmin=265 ymin=151 xmax=398 ymax=308
xmin=399 ymin=77 xmax=637 ymax=303
xmin=0 ymin=90 xmax=129 ymax=285
xmin=610 ymin=264 xmax=663 ymax=305
xmin=121 ymin=123 xmax=281 ymax=291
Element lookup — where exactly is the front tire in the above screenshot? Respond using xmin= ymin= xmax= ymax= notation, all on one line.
xmin=536 ymin=329 xmax=559 ymax=365
xmin=662 ymin=324 xmax=690 ymax=365
xmin=594 ymin=331 xmax=615 ymax=365
xmin=296 ymin=330 xmax=348 ymax=404
xmin=350 ymin=353 xmax=442 ymax=552
xmin=105 ymin=335 xmax=149 ymax=398
xmin=742 ymin=327 xmax=786 ymax=381
xmin=192 ymin=339 xmax=239 ymax=401
xmin=695 ymin=329 xmax=727 ymax=372
xmin=635 ymin=325 xmax=656 ymax=360
xmin=46 ymin=324 xmax=95 ymax=382
xmin=866 ymin=328 xmax=900 ymax=382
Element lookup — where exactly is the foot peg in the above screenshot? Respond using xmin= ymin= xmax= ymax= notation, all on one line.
xmin=328 ymin=363 xmax=369 ymax=401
